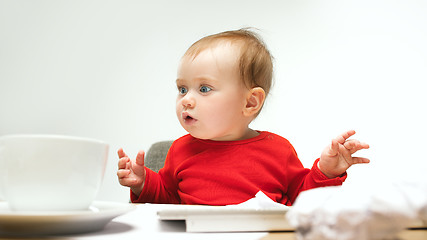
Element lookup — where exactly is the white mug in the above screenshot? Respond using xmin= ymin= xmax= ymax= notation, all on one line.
xmin=0 ymin=134 xmax=108 ymax=211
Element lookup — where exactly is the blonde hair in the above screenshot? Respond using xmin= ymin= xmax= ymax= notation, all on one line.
xmin=183 ymin=28 xmax=274 ymax=98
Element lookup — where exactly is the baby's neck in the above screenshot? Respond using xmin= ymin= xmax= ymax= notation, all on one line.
xmin=238 ymin=128 xmax=259 ymax=140
xmin=209 ymin=128 xmax=259 ymax=141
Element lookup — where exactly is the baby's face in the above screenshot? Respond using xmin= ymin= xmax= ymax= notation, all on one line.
xmin=176 ymin=44 xmax=250 ymax=141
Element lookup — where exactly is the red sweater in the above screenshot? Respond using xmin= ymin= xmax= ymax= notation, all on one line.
xmin=131 ymin=131 xmax=346 ymax=206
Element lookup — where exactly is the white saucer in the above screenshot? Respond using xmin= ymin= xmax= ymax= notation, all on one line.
xmin=0 ymin=201 xmax=136 ymax=236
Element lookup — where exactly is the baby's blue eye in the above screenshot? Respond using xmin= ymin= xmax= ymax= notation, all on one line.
xmin=200 ymin=86 xmax=212 ymax=93
xmin=179 ymin=87 xmax=188 ymax=95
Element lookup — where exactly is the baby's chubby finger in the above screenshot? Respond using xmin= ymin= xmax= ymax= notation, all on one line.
xmin=343 ymin=140 xmax=355 ymax=149
xmin=343 ymin=140 xmax=361 ymax=151
xmin=352 ymin=157 xmax=370 ymax=164
xmin=333 ymin=130 xmax=357 ymax=147
xmin=336 ymin=130 xmax=356 ymax=144
xmin=360 ymin=142 xmax=370 ymax=149
xmin=117 ymin=148 xmax=128 ymax=159
xmin=117 ymin=169 xmax=130 ymax=178
xmin=344 ymin=140 xmax=369 ymax=150
xmin=344 ymin=140 xmax=370 ymax=155
xmin=119 ymin=177 xmax=139 ymax=187
xmin=118 ymin=156 xmax=130 ymax=169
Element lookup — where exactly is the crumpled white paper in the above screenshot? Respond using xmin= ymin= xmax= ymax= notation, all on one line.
xmin=286 ymin=181 xmax=427 ymax=240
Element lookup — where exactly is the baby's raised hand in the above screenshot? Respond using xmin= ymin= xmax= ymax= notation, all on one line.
xmin=117 ymin=148 xmax=146 ymax=196
xmin=318 ymin=130 xmax=370 ymax=178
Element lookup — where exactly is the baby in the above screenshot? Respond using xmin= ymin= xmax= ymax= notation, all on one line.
xmin=117 ymin=29 xmax=370 ymax=206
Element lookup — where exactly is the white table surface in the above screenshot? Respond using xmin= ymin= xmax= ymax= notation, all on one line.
xmin=1 ymin=202 xmax=427 ymax=240
xmin=81 ymin=203 xmax=279 ymax=240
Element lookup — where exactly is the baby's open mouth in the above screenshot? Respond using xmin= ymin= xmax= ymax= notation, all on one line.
xmin=182 ymin=112 xmax=196 ymax=122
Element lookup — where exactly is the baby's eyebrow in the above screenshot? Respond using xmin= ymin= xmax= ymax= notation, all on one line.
xmin=176 ymin=76 xmax=219 ymax=85
xmin=176 ymin=78 xmax=185 ymax=85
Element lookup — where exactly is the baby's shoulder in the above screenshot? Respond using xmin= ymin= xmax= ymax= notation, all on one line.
xmin=258 ymin=131 xmax=293 ymax=145
xmin=168 ymin=134 xmax=200 ymax=152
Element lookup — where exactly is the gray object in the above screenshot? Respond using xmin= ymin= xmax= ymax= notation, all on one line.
xmin=144 ymin=140 xmax=173 ymax=172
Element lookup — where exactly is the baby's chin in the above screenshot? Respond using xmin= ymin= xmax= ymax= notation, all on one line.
xmin=187 ymin=132 xmax=211 ymax=140
xmin=181 ymin=125 xmax=233 ymax=141
xmin=186 ymin=130 xmax=218 ymax=141
xmin=190 ymin=132 xmax=239 ymax=142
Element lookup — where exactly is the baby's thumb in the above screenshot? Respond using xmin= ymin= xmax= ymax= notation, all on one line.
xmin=135 ymin=150 xmax=145 ymax=167
xmin=132 ymin=150 xmax=146 ymax=178
xmin=328 ymin=139 xmax=339 ymax=156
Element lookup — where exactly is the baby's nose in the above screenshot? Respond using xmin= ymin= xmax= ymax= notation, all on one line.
xmin=181 ymin=92 xmax=195 ymax=108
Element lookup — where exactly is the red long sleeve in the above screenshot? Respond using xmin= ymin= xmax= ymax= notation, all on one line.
xmin=132 ymin=131 xmax=346 ymax=206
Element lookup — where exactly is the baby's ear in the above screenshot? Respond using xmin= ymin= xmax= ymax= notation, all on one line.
xmin=243 ymin=87 xmax=265 ymax=117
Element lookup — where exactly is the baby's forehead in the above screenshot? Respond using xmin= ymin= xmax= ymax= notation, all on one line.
xmin=184 ymin=40 xmax=243 ymax=60
xmin=186 ymin=44 xmax=241 ymax=73
xmin=177 ymin=43 xmax=244 ymax=84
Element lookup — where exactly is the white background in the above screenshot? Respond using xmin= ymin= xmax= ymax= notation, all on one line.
xmin=1 ymin=0 xmax=426 ymax=203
